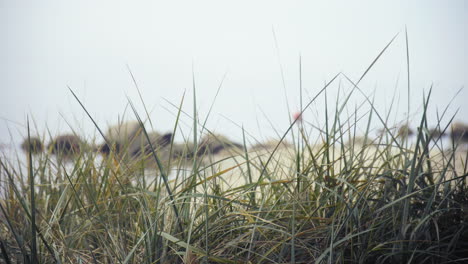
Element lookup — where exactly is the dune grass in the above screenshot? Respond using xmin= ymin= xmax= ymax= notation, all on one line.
xmin=1 ymin=84 xmax=467 ymax=264
xmin=1 ymin=37 xmax=468 ymax=263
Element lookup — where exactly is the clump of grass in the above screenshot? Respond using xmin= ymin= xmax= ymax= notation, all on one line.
xmin=1 ymin=88 xmax=467 ymax=263
xmin=1 ymin=38 xmax=467 ymax=263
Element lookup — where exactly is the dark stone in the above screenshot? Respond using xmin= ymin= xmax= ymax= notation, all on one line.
xmin=48 ymin=134 xmax=82 ymax=156
xmin=20 ymin=137 xmax=44 ymax=154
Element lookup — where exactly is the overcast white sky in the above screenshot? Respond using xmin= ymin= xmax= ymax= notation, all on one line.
xmin=1 ymin=0 xmax=467 ymax=147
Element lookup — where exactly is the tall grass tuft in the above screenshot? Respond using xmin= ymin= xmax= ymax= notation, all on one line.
xmin=1 ymin=41 xmax=467 ymax=263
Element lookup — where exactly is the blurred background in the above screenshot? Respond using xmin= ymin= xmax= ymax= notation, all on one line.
xmin=1 ymin=0 xmax=467 ymax=148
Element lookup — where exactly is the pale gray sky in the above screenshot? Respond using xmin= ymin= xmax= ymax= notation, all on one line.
xmin=1 ymin=0 xmax=467 ymax=146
